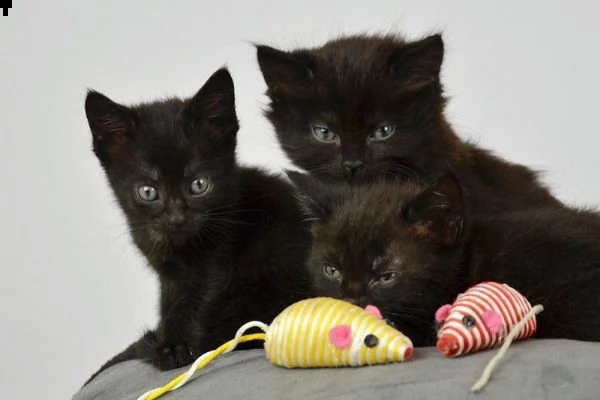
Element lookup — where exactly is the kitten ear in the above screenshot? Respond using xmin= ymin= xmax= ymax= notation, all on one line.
xmin=85 ymin=90 xmax=136 ymax=162
xmin=389 ymin=34 xmax=444 ymax=91
xmin=256 ymin=45 xmax=315 ymax=99
xmin=287 ymin=171 xmax=345 ymax=225
xmin=186 ymin=67 xmax=239 ymax=137
xmin=404 ymin=173 xmax=465 ymax=246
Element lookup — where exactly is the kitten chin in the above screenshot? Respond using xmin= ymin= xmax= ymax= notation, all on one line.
xmin=290 ymin=172 xmax=600 ymax=347
xmin=83 ymin=68 xmax=313 ymax=383
xmin=257 ymin=34 xmax=561 ymax=214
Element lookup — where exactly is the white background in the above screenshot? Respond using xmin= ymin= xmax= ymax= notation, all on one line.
xmin=1 ymin=1 xmax=599 ymax=398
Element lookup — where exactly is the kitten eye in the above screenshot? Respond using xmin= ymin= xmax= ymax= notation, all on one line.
xmin=462 ymin=315 xmax=476 ymax=329
xmin=323 ymin=264 xmax=342 ymax=281
xmin=311 ymin=125 xmax=338 ymax=143
xmin=190 ymin=177 xmax=210 ymax=196
xmin=369 ymin=124 xmax=396 ymax=141
xmin=377 ymin=272 xmax=399 ymax=284
xmin=137 ymin=185 xmax=158 ymax=202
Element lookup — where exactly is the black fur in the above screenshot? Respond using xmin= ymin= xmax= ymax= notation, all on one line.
xmin=83 ymin=68 xmax=312 ymax=382
xmin=289 ymin=172 xmax=600 ymax=346
xmin=468 ymin=206 xmax=600 ymax=341
xmin=257 ymin=34 xmax=561 ymax=213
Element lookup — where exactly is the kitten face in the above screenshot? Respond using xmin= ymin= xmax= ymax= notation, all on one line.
xmin=290 ymin=172 xmax=466 ymax=342
xmin=258 ymin=34 xmax=447 ymax=183
xmin=85 ymin=68 xmax=239 ymax=250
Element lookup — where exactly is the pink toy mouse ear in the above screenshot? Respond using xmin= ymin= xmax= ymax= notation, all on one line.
xmin=481 ymin=310 xmax=503 ymax=335
xmin=329 ymin=325 xmax=353 ymax=349
xmin=435 ymin=304 xmax=452 ymax=323
xmin=365 ymin=305 xmax=383 ymax=319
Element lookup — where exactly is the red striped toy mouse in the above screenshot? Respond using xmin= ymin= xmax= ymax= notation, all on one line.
xmin=434 ymin=282 xmax=544 ymax=392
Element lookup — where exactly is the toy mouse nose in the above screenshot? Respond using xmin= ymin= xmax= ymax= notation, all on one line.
xmin=436 ymin=335 xmax=459 ymax=357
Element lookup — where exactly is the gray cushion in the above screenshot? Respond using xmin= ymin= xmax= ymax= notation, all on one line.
xmin=74 ymin=339 xmax=600 ymax=400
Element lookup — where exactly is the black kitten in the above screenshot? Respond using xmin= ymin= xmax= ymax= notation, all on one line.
xmin=467 ymin=206 xmax=600 ymax=341
xmin=289 ymin=172 xmax=600 ymax=346
xmin=84 ymin=68 xmax=313 ymax=378
xmin=257 ymin=34 xmax=561 ymax=213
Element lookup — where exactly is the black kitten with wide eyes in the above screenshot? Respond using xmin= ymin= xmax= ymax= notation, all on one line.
xmin=257 ymin=34 xmax=561 ymax=213
xmin=289 ymin=172 xmax=600 ymax=346
xmin=84 ymin=68 xmax=312 ymax=380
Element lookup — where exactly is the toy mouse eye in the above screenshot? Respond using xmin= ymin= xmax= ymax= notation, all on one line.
xmin=363 ymin=334 xmax=379 ymax=348
xmin=462 ymin=315 xmax=476 ymax=328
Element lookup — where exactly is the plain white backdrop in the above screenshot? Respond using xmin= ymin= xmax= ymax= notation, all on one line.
xmin=1 ymin=1 xmax=599 ymax=398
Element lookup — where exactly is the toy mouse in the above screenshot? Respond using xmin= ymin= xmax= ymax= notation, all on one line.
xmin=138 ymin=297 xmax=413 ymax=400
xmin=435 ymin=282 xmax=539 ymax=357
xmin=434 ymin=282 xmax=543 ymax=392
xmin=266 ymin=297 xmax=413 ymax=367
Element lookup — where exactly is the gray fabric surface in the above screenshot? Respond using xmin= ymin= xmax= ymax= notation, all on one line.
xmin=75 ymin=339 xmax=600 ymax=400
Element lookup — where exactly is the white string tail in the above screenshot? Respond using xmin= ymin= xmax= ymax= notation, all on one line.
xmin=136 ymin=321 xmax=269 ymax=400
xmin=471 ymin=304 xmax=544 ymax=393
xmin=226 ymin=321 xmax=270 ymax=355
xmin=171 ymin=321 xmax=269 ymax=391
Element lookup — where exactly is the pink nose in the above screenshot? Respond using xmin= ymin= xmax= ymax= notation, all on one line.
xmin=436 ymin=335 xmax=459 ymax=357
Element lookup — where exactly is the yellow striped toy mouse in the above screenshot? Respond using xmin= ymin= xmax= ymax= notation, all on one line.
xmin=138 ymin=297 xmax=414 ymax=400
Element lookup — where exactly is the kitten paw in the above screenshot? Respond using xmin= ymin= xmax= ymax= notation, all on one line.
xmin=153 ymin=344 xmax=194 ymax=370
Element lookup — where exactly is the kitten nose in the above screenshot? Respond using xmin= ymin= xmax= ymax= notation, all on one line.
xmin=168 ymin=213 xmax=185 ymax=227
xmin=342 ymin=160 xmax=364 ymax=175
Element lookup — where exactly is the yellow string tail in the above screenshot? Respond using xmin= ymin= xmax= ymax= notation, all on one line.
xmin=138 ymin=320 xmax=269 ymax=400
